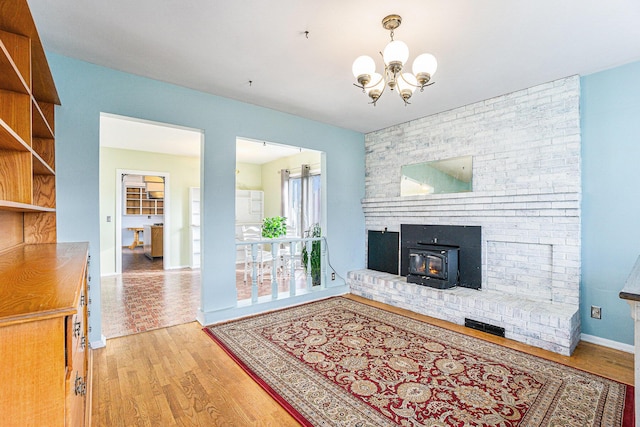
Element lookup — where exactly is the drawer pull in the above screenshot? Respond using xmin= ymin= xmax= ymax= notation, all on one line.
xmin=74 ymin=372 xmax=86 ymax=396
xmin=73 ymin=320 xmax=81 ymax=338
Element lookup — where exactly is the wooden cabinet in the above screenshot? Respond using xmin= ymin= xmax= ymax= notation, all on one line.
xmin=0 ymin=1 xmax=60 ymax=252
xmin=144 ymin=225 xmax=163 ymax=258
xmin=235 ymin=190 xmax=264 ymax=223
xmin=125 ymin=186 xmax=164 ymax=216
xmin=0 ymin=242 xmax=90 ymax=427
xmin=0 ymin=3 xmax=90 ymax=425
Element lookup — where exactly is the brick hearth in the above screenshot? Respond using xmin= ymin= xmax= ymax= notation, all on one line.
xmin=348 ymin=269 xmax=580 ymax=355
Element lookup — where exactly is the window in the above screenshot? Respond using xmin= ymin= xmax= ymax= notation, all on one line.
xmin=283 ymin=166 xmax=321 ymax=237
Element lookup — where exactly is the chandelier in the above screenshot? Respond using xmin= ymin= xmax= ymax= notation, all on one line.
xmin=352 ymin=14 xmax=438 ymax=105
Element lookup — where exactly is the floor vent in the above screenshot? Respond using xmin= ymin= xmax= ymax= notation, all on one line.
xmin=464 ymin=318 xmax=505 ymax=337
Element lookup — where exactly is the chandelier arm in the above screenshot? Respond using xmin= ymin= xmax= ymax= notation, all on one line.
xmin=396 ymin=86 xmax=411 ymax=106
xmin=398 ymin=73 xmax=437 ymax=90
xmin=366 ymin=74 xmax=385 ymax=90
xmin=369 ymin=80 xmax=388 ymax=106
xmin=419 ymin=81 xmax=436 ymax=92
xmin=398 ymin=72 xmax=421 ymax=88
xmin=353 ymin=74 xmax=386 ymax=91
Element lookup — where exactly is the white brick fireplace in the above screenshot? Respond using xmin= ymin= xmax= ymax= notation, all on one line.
xmin=348 ymin=76 xmax=582 ymax=355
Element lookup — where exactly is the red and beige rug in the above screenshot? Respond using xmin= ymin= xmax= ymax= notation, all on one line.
xmin=204 ymin=297 xmax=634 ymax=426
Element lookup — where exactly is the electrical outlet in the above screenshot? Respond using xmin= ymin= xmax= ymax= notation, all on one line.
xmin=331 ymin=272 xmax=336 ymax=280
xmin=591 ymin=305 xmax=602 ymax=319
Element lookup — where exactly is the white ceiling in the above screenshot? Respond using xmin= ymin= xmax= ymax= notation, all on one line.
xmin=100 ymin=113 xmax=311 ymax=163
xmin=29 ymin=0 xmax=640 ymax=134
xmin=100 ymin=113 xmax=202 ymax=157
xmin=236 ymin=138 xmax=313 ymax=165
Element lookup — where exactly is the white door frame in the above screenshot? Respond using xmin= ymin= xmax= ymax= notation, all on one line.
xmin=115 ymin=169 xmax=171 ymax=274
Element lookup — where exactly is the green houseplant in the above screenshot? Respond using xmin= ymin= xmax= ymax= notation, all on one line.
xmin=302 ymin=223 xmax=322 ymax=286
xmin=261 ymin=216 xmax=287 ymax=239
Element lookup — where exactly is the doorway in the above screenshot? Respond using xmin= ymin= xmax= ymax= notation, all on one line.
xmin=118 ymin=171 xmax=167 ymax=273
xmin=99 ymin=113 xmax=202 ymax=338
xmin=235 ymin=137 xmax=325 ymax=299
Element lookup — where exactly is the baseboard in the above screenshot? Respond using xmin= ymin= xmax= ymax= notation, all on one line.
xmin=100 ymin=272 xmax=119 ymax=277
xmin=165 ymin=265 xmax=192 ymax=270
xmin=580 ymin=333 xmax=634 ymax=354
xmin=198 ymin=286 xmax=350 ymax=326
xmin=90 ymin=334 xmax=107 ymax=349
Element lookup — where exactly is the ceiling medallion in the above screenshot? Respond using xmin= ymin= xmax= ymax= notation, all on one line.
xmin=352 ymin=14 xmax=437 ymax=106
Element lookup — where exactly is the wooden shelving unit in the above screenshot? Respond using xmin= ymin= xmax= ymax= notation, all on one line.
xmin=125 ymin=186 xmax=164 ymax=216
xmin=0 ymin=3 xmax=91 ymax=426
xmin=0 ymin=3 xmax=60 ymax=251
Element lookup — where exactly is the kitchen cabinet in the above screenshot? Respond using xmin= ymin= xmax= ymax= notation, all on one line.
xmin=125 ymin=186 xmax=164 ymax=216
xmin=144 ymin=225 xmax=163 ymax=259
xmin=235 ymin=190 xmax=263 ymax=224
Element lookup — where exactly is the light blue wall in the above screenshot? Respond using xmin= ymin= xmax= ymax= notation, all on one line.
xmin=581 ymin=60 xmax=640 ymax=346
xmin=49 ymin=53 xmax=365 ymax=344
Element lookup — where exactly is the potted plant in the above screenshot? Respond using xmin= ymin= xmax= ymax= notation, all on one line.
xmin=261 ymin=216 xmax=287 ymax=239
xmin=302 ymin=223 xmax=322 ymax=286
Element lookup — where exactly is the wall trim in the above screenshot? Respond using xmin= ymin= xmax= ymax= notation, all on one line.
xmin=90 ymin=334 xmax=107 ymax=349
xmin=196 ymin=287 xmax=349 ymax=326
xmin=580 ymin=333 xmax=634 ymax=354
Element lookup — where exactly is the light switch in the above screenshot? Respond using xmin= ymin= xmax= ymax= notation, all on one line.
xmin=106 ymin=216 xmax=112 ymax=222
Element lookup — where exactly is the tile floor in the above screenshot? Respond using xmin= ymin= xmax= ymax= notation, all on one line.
xmin=101 ymin=268 xmax=201 ymax=338
xmin=101 ymin=248 xmax=310 ymax=338
xmin=121 ymin=246 xmax=164 ymax=271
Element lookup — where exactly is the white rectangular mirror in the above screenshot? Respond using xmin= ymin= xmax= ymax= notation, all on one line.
xmin=401 ymin=156 xmax=472 ymax=196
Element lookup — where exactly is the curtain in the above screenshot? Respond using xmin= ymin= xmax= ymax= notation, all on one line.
xmin=301 ymin=164 xmax=310 ymax=235
xmin=280 ymin=164 xmax=320 ymax=238
xmin=280 ymin=168 xmax=290 ymax=220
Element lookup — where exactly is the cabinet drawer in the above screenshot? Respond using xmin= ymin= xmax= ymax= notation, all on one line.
xmin=66 ymin=289 xmax=87 ymax=372
xmin=66 ymin=346 xmax=87 ymax=426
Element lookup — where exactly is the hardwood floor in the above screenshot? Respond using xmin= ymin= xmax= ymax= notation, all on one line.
xmin=91 ymin=294 xmax=634 ymax=426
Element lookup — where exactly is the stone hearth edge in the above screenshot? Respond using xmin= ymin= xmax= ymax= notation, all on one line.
xmin=348 ymin=269 xmax=580 ymax=355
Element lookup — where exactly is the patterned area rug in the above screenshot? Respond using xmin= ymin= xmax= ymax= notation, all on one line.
xmin=204 ymin=297 xmax=634 ymax=426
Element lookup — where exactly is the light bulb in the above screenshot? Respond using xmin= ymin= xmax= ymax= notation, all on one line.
xmin=412 ymin=53 xmax=438 ymax=85
xmin=397 ymin=73 xmax=418 ymax=101
xmin=383 ymin=40 xmax=409 ymax=68
xmin=366 ymin=73 xmax=385 ymax=101
xmin=352 ymin=55 xmax=376 ymax=79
